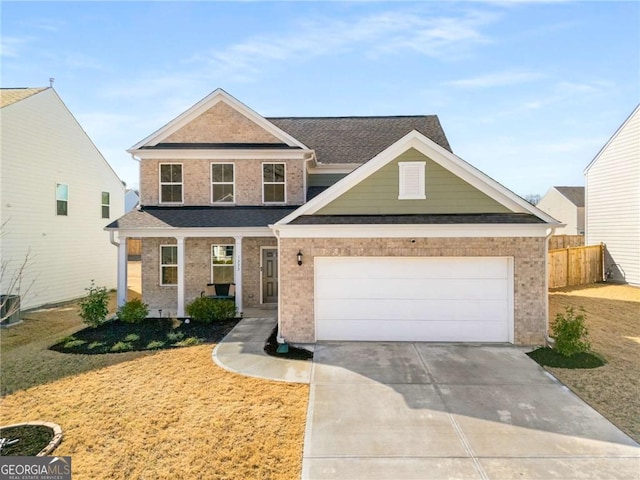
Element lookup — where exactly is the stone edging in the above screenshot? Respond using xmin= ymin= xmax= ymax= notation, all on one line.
xmin=1 ymin=421 xmax=63 ymax=456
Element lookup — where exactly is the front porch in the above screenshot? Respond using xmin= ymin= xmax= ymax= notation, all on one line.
xmin=115 ymin=234 xmax=279 ymax=318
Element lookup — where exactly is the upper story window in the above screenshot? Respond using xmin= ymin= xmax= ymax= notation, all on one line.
xmin=263 ymin=163 xmax=286 ymax=203
xmin=398 ymin=162 xmax=426 ymax=200
xmin=56 ymin=183 xmax=68 ymax=216
xmin=211 ymin=163 xmax=234 ymax=203
xmin=101 ymin=192 xmax=110 ymax=218
xmin=160 ymin=245 xmax=178 ymax=286
xmin=159 ymin=163 xmax=183 ymax=203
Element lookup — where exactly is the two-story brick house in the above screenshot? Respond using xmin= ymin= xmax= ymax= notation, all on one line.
xmin=108 ymin=89 xmax=560 ymax=346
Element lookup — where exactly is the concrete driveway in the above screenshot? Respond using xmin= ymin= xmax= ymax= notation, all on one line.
xmin=302 ymin=343 xmax=640 ymax=480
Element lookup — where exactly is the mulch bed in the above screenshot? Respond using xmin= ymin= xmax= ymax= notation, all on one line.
xmin=527 ymin=347 xmax=605 ymax=369
xmin=49 ymin=318 xmax=240 ymax=354
xmin=0 ymin=425 xmax=54 ymax=456
xmin=264 ymin=326 xmax=314 ymax=361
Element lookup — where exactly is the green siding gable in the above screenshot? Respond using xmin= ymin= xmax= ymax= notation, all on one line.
xmin=316 ymin=148 xmax=511 ymax=215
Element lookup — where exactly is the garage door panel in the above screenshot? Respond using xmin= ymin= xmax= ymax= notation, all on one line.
xmin=315 ymin=256 xmax=513 ymax=342
xmin=317 ymin=319 xmax=510 ymax=342
xmin=315 ymin=257 xmax=508 ymax=279
xmin=316 ymin=278 xmax=509 ymax=300
xmin=317 ymin=298 xmax=509 ymax=322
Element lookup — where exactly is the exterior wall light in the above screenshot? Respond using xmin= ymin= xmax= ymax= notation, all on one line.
xmin=297 ymin=250 xmax=303 ymax=266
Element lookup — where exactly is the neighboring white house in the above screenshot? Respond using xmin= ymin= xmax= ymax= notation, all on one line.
xmin=0 ymin=87 xmax=125 ymax=310
xmin=537 ymin=186 xmax=585 ymax=235
xmin=585 ymin=105 xmax=640 ymax=286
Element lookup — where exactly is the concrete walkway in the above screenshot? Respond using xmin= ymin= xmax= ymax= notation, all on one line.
xmin=213 ymin=320 xmax=640 ymax=479
xmin=212 ymin=316 xmax=311 ymax=383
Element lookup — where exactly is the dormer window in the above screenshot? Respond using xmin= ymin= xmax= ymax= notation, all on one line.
xmin=398 ymin=162 xmax=426 ymax=200
xmin=159 ymin=163 xmax=183 ymax=204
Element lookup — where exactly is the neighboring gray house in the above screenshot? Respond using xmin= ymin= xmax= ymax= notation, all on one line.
xmin=585 ymin=105 xmax=640 ymax=286
xmin=0 ymin=87 xmax=125 ymax=310
xmin=537 ymin=186 xmax=584 ymax=235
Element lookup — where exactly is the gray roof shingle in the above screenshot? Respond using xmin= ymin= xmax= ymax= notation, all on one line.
xmin=106 ymin=206 xmax=298 ymax=230
xmin=554 ymin=186 xmax=585 ymax=207
xmin=268 ymin=116 xmax=451 ymax=164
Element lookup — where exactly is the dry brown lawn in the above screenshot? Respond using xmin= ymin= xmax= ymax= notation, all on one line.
xmin=548 ymin=283 xmax=640 ymax=442
xmin=1 ymin=292 xmax=309 ymax=479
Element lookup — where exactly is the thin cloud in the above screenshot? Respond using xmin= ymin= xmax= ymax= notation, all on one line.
xmin=194 ymin=8 xmax=500 ymax=81
xmin=447 ymin=71 xmax=546 ymax=88
xmin=0 ymin=36 xmax=33 ymax=58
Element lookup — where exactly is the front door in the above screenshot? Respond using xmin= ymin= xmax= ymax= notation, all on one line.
xmin=261 ymin=248 xmax=278 ymax=304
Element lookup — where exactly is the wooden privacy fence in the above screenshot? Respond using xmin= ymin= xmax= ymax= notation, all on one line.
xmin=127 ymin=238 xmax=142 ymax=258
xmin=548 ymin=243 xmax=604 ymax=289
xmin=549 ymin=235 xmax=585 ymax=250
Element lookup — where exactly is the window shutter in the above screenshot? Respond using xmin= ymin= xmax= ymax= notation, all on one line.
xmin=398 ymin=162 xmax=426 ymax=199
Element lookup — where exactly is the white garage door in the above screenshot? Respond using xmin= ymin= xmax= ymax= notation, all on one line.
xmin=315 ymin=256 xmax=513 ymax=342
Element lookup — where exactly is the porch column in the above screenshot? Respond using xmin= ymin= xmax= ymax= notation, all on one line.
xmin=234 ymin=236 xmax=243 ymax=316
xmin=117 ymin=236 xmax=128 ymax=308
xmin=176 ymin=236 xmax=185 ymax=317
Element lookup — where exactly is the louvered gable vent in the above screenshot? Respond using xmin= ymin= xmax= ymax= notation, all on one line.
xmin=398 ymin=162 xmax=426 ymax=199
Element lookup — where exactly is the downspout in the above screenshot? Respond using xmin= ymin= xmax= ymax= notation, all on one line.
xmin=544 ymin=226 xmax=557 ymax=346
xmin=109 ymin=230 xmax=119 ymax=247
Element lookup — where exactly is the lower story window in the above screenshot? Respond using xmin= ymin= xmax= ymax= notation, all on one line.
xmin=212 ymin=245 xmax=234 ymax=283
xmin=160 ymin=245 xmax=178 ymax=285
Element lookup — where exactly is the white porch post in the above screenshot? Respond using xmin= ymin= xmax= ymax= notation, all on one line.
xmin=117 ymin=236 xmax=128 ymax=308
xmin=176 ymin=236 xmax=185 ymax=317
xmin=234 ymin=236 xmax=243 ymax=316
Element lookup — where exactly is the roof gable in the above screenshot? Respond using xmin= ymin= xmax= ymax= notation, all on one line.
xmin=1 ymin=88 xmax=47 ymax=108
xmin=554 ymin=186 xmax=585 ymax=207
xmin=277 ymin=130 xmax=559 ymax=225
xmin=129 ymin=89 xmax=307 ymax=151
xmin=585 ymin=104 xmax=640 ymax=174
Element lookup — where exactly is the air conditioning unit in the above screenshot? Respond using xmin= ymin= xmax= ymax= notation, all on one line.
xmin=0 ymin=295 xmax=21 ymax=327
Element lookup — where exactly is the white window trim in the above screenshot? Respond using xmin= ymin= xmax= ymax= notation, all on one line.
xmin=159 ymin=163 xmax=184 ymax=204
xmin=160 ymin=244 xmax=178 ymax=286
xmin=398 ymin=161 xmax=426 ymax=200
xmin=210 ymin=162 xmax=235 ymax=204
xmin=211 ymin=244 xmax=235 ymax=283
xmin=56 ymin=183 xmax=68 ymax=216
xmin=262 ymin=162 xmax=287 ymax=204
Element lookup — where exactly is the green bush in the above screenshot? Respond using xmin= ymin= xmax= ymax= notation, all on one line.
xmin=78 ymin=281 xmax=109 ymax=328
xmin=552 ymin=306 xmax=591 ymax=357
xmin=186 ymin=298 xmax=237 ymax=323
xmin=117 ymin=298 xmax=149 ymax=324
xmin=111 ymin=341 xmax=133 ymax=352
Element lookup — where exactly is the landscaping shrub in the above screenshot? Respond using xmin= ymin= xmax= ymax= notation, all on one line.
xmin=186 ymin=298 xmax=237 ymax=323
xmin=552 ymin=306 xmax=591 ymax=357
xmin=78 ymin=281 xmax=109 ymax=328
xmin=117 ymin=298 xmax=149 ymax=324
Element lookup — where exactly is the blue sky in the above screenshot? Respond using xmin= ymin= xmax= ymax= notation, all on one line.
xmin=2 ymin=1 xmax=638 ymax=198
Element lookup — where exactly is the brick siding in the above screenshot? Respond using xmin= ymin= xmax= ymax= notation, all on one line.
xmin=278 ymin=236 xmax=547 ymax=346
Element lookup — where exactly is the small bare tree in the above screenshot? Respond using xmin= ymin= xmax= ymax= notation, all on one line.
xmin=524 ymin=193 xmax=541 ymax=206
xmin=1 ymin=220 xmax=36 ymax=323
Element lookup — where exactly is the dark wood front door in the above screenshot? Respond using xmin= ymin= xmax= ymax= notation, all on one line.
xmin=261 ymin=248 xmax=278 ymax=303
